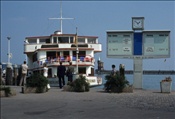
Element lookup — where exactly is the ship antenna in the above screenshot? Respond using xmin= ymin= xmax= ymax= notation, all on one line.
xmin=49 ymin=1 xmax=74 ymax=34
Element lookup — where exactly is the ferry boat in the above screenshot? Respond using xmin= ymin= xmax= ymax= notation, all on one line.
xmin=23 ymin=2 xmax=102 ymax=87
xmin=23 ymin=6 xmax=103 ymax=87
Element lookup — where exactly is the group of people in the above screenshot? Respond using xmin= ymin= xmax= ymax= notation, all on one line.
xmin=46 ymin=56 xmax=71 ymax=64
xmin=19 ymin=61 xmax=117 ymax=89
xmin=43 ymin=61 xmax=74 ymax=89
xmin=20 ymin=61 xmax=74 ymax=89
xmin=56 ymin=62 xmax=74 ymax=88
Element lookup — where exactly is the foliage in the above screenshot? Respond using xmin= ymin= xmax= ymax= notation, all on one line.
xmin=26 ymin=73 xmax=49 ymax=93
xmin=68 ymin=75 xmax=90 ymax=92
xmin=161 ymin=76 xmax=172 ymax=82
xmin=0 ymin=86 xmax=11 ymax=96
xmin=104 ymin=74 xmax=129 ymax=93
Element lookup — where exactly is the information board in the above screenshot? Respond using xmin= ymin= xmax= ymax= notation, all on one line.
xmin=143 ymin=31 xmax=170 ymax=58
xmin=106 ymin=30 xmax=170 ymax=59
xmin=107 ymin=31 xmax=133 ymax=58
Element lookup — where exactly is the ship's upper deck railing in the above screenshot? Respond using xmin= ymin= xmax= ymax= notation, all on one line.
xmin=32 ymin=55 xmax=95 ymax=69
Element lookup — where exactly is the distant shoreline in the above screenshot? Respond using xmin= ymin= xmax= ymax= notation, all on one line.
xmin=96 ymin=70 xmax=175 ymax=75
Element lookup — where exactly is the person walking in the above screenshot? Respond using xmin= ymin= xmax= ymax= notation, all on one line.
xmin=57 ymin=62 xmax=66 ymax=89
xmin=66 ymin=62 xmax=74 ymax=82
xmin=19 ymin=61 xmax=28 ymax=86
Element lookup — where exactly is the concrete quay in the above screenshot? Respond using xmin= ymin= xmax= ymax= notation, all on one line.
xmin=1 ymin=86 xmax=175 ymax=119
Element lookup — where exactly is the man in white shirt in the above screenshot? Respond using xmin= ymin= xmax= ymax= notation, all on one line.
xmin=43 ymin=64 xmax=48 ymax=78
xmin=19 ymin=61 xmax=28 ymax=86
xmin=43 ymin=63 xmax=50 ymax=89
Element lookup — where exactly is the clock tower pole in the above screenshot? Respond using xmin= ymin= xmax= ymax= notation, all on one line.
xmin=132 ymin=17 xmax=144 ymax=89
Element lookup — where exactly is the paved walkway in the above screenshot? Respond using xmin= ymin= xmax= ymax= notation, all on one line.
xmin=1 ymin=86 xmax=175 ymax=119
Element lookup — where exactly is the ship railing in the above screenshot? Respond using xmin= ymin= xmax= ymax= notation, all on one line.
xmin=34 ymin=55 xmax=95 ymax=67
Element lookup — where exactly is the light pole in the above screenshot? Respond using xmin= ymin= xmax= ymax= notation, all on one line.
xmin=75 ymin=27 xmax=79 ymax=74
xmin=6 ymin=37 xmax=12 ymax=85
xmin=24 ymin=40 xmax=28 ymax=63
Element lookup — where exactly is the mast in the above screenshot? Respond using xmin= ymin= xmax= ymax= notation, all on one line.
xmin=49 ymin=1 xmax=74 ymax=34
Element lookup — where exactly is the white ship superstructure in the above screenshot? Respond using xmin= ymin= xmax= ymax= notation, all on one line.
xmin=24 ymin=30 xmax=102 ymax=86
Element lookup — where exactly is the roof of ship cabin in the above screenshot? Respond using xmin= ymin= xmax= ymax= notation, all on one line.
xmin=26 ymin=34 xmax=98 ymax=39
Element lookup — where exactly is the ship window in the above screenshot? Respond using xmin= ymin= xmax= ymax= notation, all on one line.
xmin=72 ymin=51 xmax=85 ymax=58
xmin=46 ymin=39 xmax=50 ymax=43
xmin=71 ymin=44 xmax=88 ymax=47
xmin=79 ymin=51 xmax=86 ymax=57
xmin=78 ymin=38 xmax=85 ymax=43
xmin=28 ymin=39 xmax=36 ymax=44
xmin=70 ymin=37 xmax=73 ymax=43
xmin=88 ymin=38 xmax=96 ymax=43
xmin=73 ymin=51 xmax=76 ymax=57
xmin=46 ymin=51 xmax=57 ymax=60
xmin=63 ymin=51 xmax=69 ymax=58
xmin=53 ymin=37 xmax=57 ymax=43
xmin=58 ymin=37 xmax=69 ymax=43
xmin=40 ymin=39 xmax=46 ymax=44
xmin=41 ymin=44 xmax=58 ymax=48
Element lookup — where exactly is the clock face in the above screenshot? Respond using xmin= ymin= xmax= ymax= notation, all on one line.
xmin=132 ymin=19 xmax=144 ymax=29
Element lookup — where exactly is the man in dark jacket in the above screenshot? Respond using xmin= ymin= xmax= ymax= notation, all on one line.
xmin=57 ymin=62 xmax=66 ymax=89
xmin=66 ymin=62 xmax=74 ymax=82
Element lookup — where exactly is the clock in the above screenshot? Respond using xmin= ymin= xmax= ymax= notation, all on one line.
xmin=132 ymin=17 xmax=144 ymax=30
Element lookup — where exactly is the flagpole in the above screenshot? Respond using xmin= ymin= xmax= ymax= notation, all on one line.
xmin=76 ymin=27 xmax=79 ymax=74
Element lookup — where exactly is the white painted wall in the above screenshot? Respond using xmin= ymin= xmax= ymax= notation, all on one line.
xmin=25 ymin=44 xmax=42 ymax=52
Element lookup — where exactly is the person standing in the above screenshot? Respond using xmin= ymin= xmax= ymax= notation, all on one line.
xmin=43 ymin=63 xmax=50 ymax=89
xmin=43 ymin=63 xmax=48 ymax=77
xmin=19 ymin=61 xmax=28 ymax=86
xmin=66 ymin=62 xmax=74 ymax=82
xmin=111 ymin=64 xmax=117 ymax=76
xmin=57 ymin=62 xmax=66 ymax=89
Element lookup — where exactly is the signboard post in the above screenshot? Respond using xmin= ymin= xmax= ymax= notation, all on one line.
xmin=106 ymin=17 xmax=170 ymax=89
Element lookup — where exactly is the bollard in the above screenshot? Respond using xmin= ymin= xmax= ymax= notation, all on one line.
xmin=6 ymin=63 xmax=13 ymax=85
xmin=119 ymin=64 xmax=125 ymax=78
xmin=13 ymin=64 xmax=18 ymax=85
xmin=17 ymin=66 xmax=22 ymax=86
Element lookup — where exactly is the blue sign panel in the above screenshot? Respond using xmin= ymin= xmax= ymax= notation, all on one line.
xmin=134 ymin=32 xmax=142 ymax=55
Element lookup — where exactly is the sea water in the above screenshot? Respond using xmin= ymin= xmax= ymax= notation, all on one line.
xmin=94 ymin=74 xmax=175 ymax=91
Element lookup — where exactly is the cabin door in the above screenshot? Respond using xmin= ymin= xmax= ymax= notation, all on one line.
xmin=90 ymin=67 xmax=94 ymax=76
